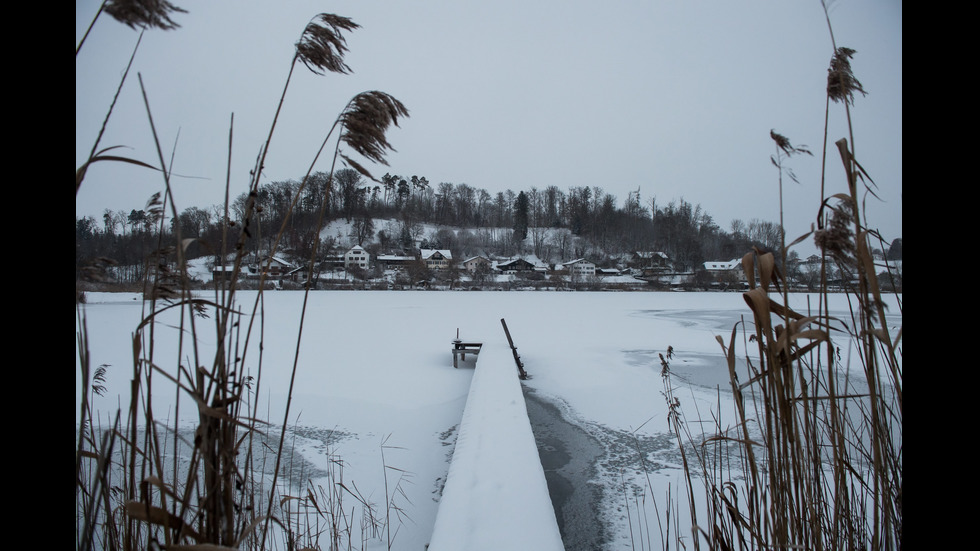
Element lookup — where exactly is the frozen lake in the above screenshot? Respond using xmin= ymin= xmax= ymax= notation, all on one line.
xmin=77 ymin=289 xmax=901 ymax=550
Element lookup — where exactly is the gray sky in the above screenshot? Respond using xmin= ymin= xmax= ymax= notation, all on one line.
xmin=76 ymin=0 xmax=901 ymax=254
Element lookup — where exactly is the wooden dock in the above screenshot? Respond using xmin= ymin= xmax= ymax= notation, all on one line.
xmin=452 ymin=340 xmax=483 ymax=368
xmin=429 ymin=342 xmax=563 ymax=550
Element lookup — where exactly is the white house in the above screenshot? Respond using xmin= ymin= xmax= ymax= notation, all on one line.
xmin=344 ymin=245 xmax=371 ymax=270
xmin=559 ymin=258 xmax=596 ymax=277
xmin=702 ymin=259 xmax=745 ymax=281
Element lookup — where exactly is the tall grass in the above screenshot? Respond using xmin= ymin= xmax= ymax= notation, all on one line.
xmin=76 ymin=6 xmax=408 ymax=550
xmin=652 ymin=3 xmax=902 ymax=550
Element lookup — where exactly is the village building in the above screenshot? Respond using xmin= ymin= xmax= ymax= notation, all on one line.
xmin=629 ymin=251 xmax=671 ymax=270
xmin=421 ymin=249 xmax=453 ymax=270
xmin=255 ymin=256 xmax=296 ymax=279
xmin=212 ymin=264 xmax=235 ymax=282
xmin=596 ymin=267 xmax=622 ymax=277
xmin=702 ymin=259 xmax=746 ymax=283
xmin=344 ymin=245 xmax=371 ymax=270
xmin=376 ymin=252 xmax=416 ymax=271
xmin=558 ymin=258 xmax=596 ymax=277
xmin=495 ymin=258 xmax=536 ymax=273
xmin=321 ymin=253 xmax=345 ymax=271
xmin=462 ymin=255 xmax=492 ymax=273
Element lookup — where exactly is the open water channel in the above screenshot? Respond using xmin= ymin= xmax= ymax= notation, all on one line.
xmin=523 ymin=387 xmax=608 ymax=550
xmin=522 ymin=350 xmax=749 ymax=550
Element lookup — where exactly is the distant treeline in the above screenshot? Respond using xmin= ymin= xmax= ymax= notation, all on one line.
xmin=75 ymin=168 xmax=901 ymax=282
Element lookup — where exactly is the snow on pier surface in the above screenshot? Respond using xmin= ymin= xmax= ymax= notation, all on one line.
xmin=428 ymin=343 xmax=564 ymax=551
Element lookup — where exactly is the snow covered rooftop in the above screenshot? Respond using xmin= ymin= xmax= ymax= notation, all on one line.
xmin=703 ymin=259 xmax=741 ymax=270
xmin=421 ymin=249 xmax=453 ymax=260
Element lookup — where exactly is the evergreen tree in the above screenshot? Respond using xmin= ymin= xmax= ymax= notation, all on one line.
xmin=513 ymin=191 xmax=529 ymax=241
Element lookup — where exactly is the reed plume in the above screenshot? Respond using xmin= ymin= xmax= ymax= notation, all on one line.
xmin=770 ymin=129 xmax=812 ymax=159
xmin=814 ymin=197 xmax=857 ymax=269
xmin=827 ymin=47 xmax=867 ymax=106
xmin=295 ymin=14 xmax=360 ymax=75
xmin=339 ymin=91 xmax=410 ymax=181
xmin=103 ymin=0 xmax=187 ymax=31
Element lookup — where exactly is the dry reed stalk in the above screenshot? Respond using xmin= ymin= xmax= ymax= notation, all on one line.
xmin=76 ymin=8 xmax=408 ymax=550
xmin=77 ymin=0 xmax=185 ymax=57
xmin=102 ymin=0 xmax=186 ymax=31
xmin=253 ymin=88 xmax=408 ymax=549
xmin=668 ymin=137 xmax=901 ymax=551
xmin=662 ymin=5 xmax=901 ymax=549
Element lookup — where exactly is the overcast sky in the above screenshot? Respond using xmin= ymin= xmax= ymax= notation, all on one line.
xmin=76 ymin=0 xmax=901 ymax=254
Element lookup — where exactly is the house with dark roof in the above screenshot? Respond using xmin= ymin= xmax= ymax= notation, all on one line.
xmin=495 ymin=258 xmax=536 ymax=273
xmin=375 ymin=253 xmax=414 ymax=271
xmin=630 ymin=251 xmax=671 ymax=270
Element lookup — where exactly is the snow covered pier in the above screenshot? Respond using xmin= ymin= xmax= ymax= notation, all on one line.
xmin=428 ymin=342 xmax=564 ymax=550
xmin=451 ymin=339 xmax=483 ymax=368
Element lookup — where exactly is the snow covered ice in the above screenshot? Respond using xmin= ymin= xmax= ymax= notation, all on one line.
xmin=77 ymin=289 xmax=899 ymax=549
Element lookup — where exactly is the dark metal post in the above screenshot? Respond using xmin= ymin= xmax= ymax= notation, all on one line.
xmin=500 ymin=318 xmax=528 ymax=379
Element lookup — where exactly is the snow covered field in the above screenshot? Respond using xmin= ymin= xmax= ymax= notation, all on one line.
xmin=76 ymin=289 xmax=901 ymax=550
